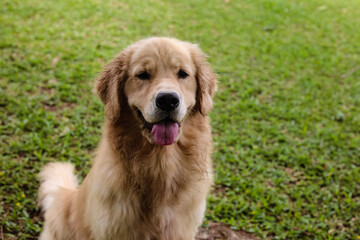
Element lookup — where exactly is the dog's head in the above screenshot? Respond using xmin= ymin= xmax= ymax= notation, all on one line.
xmin=95 ymin=37 xmax=216 ymax=146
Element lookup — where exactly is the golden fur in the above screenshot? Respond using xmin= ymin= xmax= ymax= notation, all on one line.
xmin=38 ymin=37 xmax=217 ymax=240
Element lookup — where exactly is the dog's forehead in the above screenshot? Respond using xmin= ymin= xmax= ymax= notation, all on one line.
xmin=128 ymin=39 xmax=194 ymax=74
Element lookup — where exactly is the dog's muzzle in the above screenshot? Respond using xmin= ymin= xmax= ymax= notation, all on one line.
xmin=136 ymin=91 xmax=182 ymax=146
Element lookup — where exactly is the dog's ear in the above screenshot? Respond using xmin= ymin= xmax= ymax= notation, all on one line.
xmin=190 ymin=44 xmax=217 ymax=116
xmin=94 ymin=49 xmax=130 ymax=123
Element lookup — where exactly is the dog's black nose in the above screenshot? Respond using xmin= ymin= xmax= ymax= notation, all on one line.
xmin=156 ymin=92 xmax=180 ymax=112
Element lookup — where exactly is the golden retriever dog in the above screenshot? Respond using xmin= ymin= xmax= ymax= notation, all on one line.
xmin=38 ymin=37 xmax=217 ymax=240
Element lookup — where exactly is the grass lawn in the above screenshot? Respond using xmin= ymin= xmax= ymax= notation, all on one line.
xmin=1 ymin=0 xmax=359 ymax=239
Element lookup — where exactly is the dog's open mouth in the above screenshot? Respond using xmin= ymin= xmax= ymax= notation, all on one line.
xmin=136 ymin=109 xmax=180 ymax=146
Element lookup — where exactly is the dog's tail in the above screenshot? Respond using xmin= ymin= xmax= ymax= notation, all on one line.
xmin=38 ymin=162 xmax=78 ymax=212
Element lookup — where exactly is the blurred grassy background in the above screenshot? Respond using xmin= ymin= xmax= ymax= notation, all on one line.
xmin=1 ymin=0 xmax=359 ymax=239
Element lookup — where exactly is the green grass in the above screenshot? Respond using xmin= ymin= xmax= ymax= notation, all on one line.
xmin=1 ymin=0 xmax=359 ymax=239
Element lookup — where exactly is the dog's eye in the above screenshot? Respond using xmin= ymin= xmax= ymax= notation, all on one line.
xmin=136 ymin=71 xmax=150 ymax=80
xmin=177 ymin=69 xmax=189 ymax=79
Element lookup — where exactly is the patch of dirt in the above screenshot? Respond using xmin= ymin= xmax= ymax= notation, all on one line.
xmin=41 ymin=101 xmax=75 ymax=113
xmin=212 ymin=184 xmax=227 ymax=197
xmin=284 ymin=167 xmax=305 ymax=185
xmin=196 ymin=222 xmax=259 ymax=240
xmin=40 ymin=86 xmax=55 ymax=95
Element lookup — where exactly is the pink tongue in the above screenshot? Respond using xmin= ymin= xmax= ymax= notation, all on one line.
xmin=151 ymin=120 xmax=179 ymax=146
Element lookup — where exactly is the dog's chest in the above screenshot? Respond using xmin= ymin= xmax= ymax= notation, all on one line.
xmin=125 ymin=149 xmax=189 ymax=206
xmin=101 ymin=187 xmax=188 ymax=239
xmin=111 ymin=156 xmax=193 ymax=237
xmin=90 ymin=143 xmax=209 ymax=239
